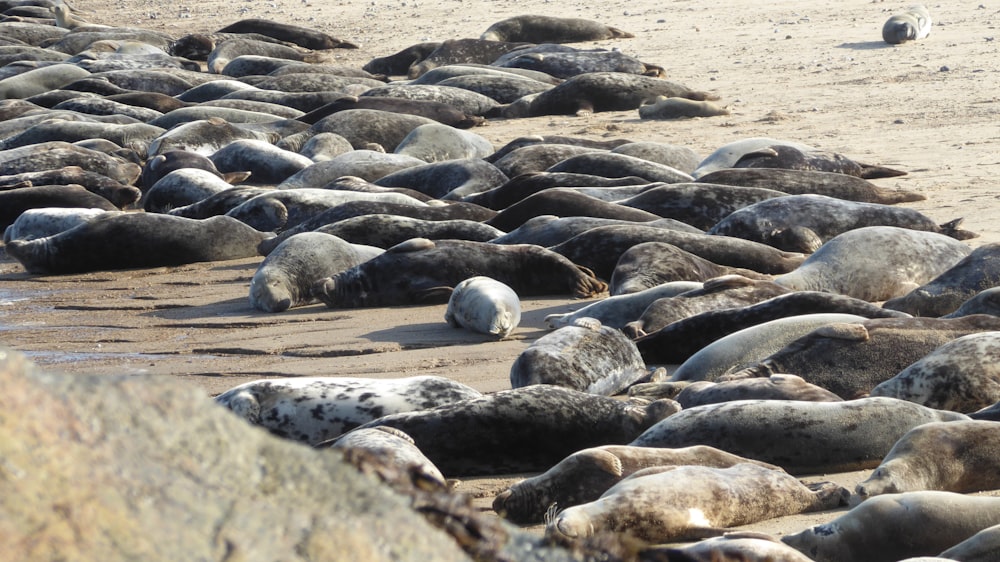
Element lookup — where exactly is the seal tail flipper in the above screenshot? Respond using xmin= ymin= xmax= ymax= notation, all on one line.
xmin=939 ymin=217 xmax=980 ymax=240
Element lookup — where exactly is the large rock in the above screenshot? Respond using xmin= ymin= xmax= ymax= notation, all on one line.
xmin=0 ymin=349 xmax=471 ymax=561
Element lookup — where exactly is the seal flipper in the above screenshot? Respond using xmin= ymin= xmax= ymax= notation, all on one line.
xmin=939 ymin=217 xmax=979 ymax=241
xmin=414 ymin=286 xmax=453 ymax=303
xmin=857 ymin=163 xmax=907 ymax=179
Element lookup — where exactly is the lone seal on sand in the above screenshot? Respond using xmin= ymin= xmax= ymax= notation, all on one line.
xmin=444 ymin=276 xmax=521 ymax=338
xmin=883 ymin=5 xmax=932 ymax=44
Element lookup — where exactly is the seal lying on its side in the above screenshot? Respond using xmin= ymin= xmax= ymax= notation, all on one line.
xmin=444 ymin=276 xmax=521 ymax=338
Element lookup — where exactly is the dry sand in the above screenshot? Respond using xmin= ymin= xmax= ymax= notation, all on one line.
xmin=2 ymin=0 xmax=1000 ymax=547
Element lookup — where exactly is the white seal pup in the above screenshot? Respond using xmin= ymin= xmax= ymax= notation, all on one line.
xmin=510 ymin=317 xmax=648 ymax=395
xmin=327 ymin=426 xmax=446 ymax=489
xmin=546 ymin=463 xmax=848 ymax=543
xmin=249 ymin=232 xmax=383 ymax=313
xmin=883 ymin=5 xmax=932 ymax=44
xmin=444 ymin=276 xmax=521 ymax=338
xmin=855 ymin=420 xmax=1000 ymax=501
xmin=493 ymin=444 xmax=781 ymax=524
xmin=214 ymin=375 xmax=483 ymax=445
xmin=782 ymin=491 xmax=1000 ymax=562
xmin=871 ymin=331 xmax=1000 ymax=412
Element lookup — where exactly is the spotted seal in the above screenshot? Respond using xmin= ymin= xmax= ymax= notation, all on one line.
xmin=883 ymin=243 xmax=1000 ymax=317
xmin=773 ymin=226 xmax=973 ymax=302
xmin=215 ymin=18 xmax=359 ymax=50
xmin=444 ymin=275 xmax=521 ymax=338
xmin=5 ymin=212 xmax=273 ymax=274
xmin=631 ymin=397 xmax=969 ymax=474
xmin=480 ymin=15 xmax=633 ymax=43
xmin=782 ymin=491 xmax=1000 ymax=562
xmin=883 ymin=5 xmax=932 ymax=44
xmin=728 ymin=315 xmax=1000 ymax=400
xmin=610 ymin=241 xmax=770 ymax=296
xmin=312 ymin=238 xmax=607 ymax=308
xmin=635 ymin=290 xmax=910 ymax=363
xmin=493 ymin=445 xmax=781 ymax=524
xmin=327 ymin=427 xmax=446 ymax=489
xmin=214 ymin=375 xmax=482 ymax=445
xmin=296 ymin=95 xmax=484 ymax=129
xmin=3 ymin=207 xmax=113 ymax=243
xmin=543 ymin=280 xmax=703 ymax=330
xmin=248 ymin=231 xmax=383 ymax=312
xmin=0 ymin=141 xmax=140 ymax=185
xmin=341 ymin=384 xmax=678 ymax=476
xmin=547 ymin=463 xmax=848 ymax=543
xmin=870 ymin=331 xmax=1000 ymax=412
xmin=510 ymin=317 xmax=647 ymax=395
xmin=617 ymin=182 xmax=787 ymax=231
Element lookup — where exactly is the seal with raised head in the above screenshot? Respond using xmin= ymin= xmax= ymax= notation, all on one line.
xmin=361 ymin=41 xmax=442 ymax=76
xmin=883 ymin=5 xmax=932 ymax=44
xmin=5 ymin=212 xmax=273 ymax=275
xmin=312 ymin=238 xmax=607 ymax=308
xmin=249 ymin=231 xmax=383 ymax=313
xmin=630 ymin=397 xmax=969 ymax=474
xmin=547 ymin=463 xmax=848 ymax=543
xmin=214 ymin=375 xmax=482 ymax=445
xmin=870 ymin=331 xmax=1000 ymax=412
xmin=782 ymin=491 xmax=1000 ymax=562
xmin=773 ymin=226 xmax=973 ymax=302
xmin=341 ymin=384 xmax=678 ymax=476
xmin=543 ymin=280 xmax=703 ymax=330
xmin=732 ymin=143 xmax=908 ymax=179
xmin=854 ymin=420 xmax=1000 ymax=502
xmin=444 ymin=275 xmax=521 ymax=338
xmin=327 ymin=426 xmax=446 ymax=489
xmin=493 ymin=445 xmax=781 ymax=524
xmin=634 ymin=289 xmax=911 ymax=363
xmin=884 ymin=243 xmax=1000 ymax=317
xmin=480 ymin=15 xmax=633 ymax=43
xmin=938 ymin=523 xmax=1000 ymax=561
xmin=510 ymin=317 xmax=647 ymax=395
xmin=728 ymin=315 xmax=1000 ymax=400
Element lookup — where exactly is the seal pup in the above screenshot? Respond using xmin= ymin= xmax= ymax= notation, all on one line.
xmin=444 ymin=276 xmax=521 ymax=338
xmin=669 ymin=313 xmax=869 ymax=382
xmin=884 ymin=243 xmax=1000 ymax=317
xmin=493 ymin=445 xmax=781 ymax=524
xmin=326 ymin=427 xmax=446 ymax=489
xmin=728 ymin=315 xmax=1000 ymax=400
xmin=343 ymin=384 xmax=678 ymax=476
xmin=883 ymin=5 xmax=932 ymax=44
xmin=510 ymin=317 xmax=647 ymax=395
xmin=631 ymin=397 xmax=969 ymax=474
xmin=544 ymin=281 xmax=703 ymax=330
xmin=854 ymin=420 xmax=1000 ymax=502
xmin=248 ymin=232 xmax=383 ymax=313
xmin=695 ymin=167 xmax=927 ymax=204
xmin=5 ymin=213 xmax=272 ymax=275
xmin=773 ymin=226 xmax=973 ymax=302
xmin=312 ymin=238 xmax=607 ymax=308
xmin=547 ymin=463 xmax=848 ymax=543
xmin=870 ymin=331 xmax=1000 ymax=412
xmin=480 ymin=15 xmax=633 ymax=43
xmin=214 ymin=375 xmax=482 ymax=445
xmin=635 ymin=290 xmax=909 ymax=363
xmin=610 ymin=241 xmax=770 ymax=296
xmin=782 ymin=491 xmax=1000 ymax=562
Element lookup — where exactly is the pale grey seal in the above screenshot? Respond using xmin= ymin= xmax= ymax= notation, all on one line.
xmin=444 ymin=276 xmax=521 ymax=338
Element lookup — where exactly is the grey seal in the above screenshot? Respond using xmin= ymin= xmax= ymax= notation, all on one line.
xmin=307 ymin=108 xmax=437 ymax=152
xmin=631 ymin=397 xmax=969 ymax=474
xmin=480 ymin=15 xmax=633 ymax=43
xmin=0 ymin=184 xmax=118 ymax=229
xmin=392 ymin=123 xmax=494 ymax=162
xmin=609 ymin=241 xmax=770 ymax=296
xmin=527 ymin=72 xmax=718 ymax=116
xmin=731 ymin=143 xmax=907 ymax=179
xmin=546 ymin=152 xmax=694 ymax=183
xmin=695 ymin=166 xmax=927 ymax=203
xmin=662 ymin=375 xmax=844 ymax=408
xmin=374 ymin=159 xmax=508 ymax=201
xmin=0 ymin=140 xmax=140 ymax=185
xmin=884 ymin=243 xmax=1000 ymax=317
xmin=208 ymin=139 xmax=312 ymax=184
xmin=360 ymin=83 xmax=499 ymax=116
xmin=543 ymin=280 xmax=703 ymax=330
xmin=492 ymin=215 xmax=699 ymax=247
xmin=883 ymin=5 xmax=932 ymax=44
xmin=484 ymin=189 xmax=663 ymax=232
xmin=651 ymin=534 xmax=816 ymax=562
xmin=617 ymin=182 xmax=788 ymax=231
xmin=444 ymin=275 xmax=521 ymax=338
xmin=3 ymin=207 xmax=113 ymax=243
xmin=404 ymin=38 xmax=530 ymax=78
xmin=142 ymin=168 xmax=235 ymax=213
xmin=317 ymin=214 xmax=503 ymax=249
xmin=638 ymin=96 xmax=732 ymax=119
xmin=225 ymin=188 xmax=427 ymax=232
xmin=296 ymin=95 xmax=484 ymax=129
xmin=327 ymin=427 xmax=446 ymax=489
xmin=214 ymin=18 xmax=359 ymax=50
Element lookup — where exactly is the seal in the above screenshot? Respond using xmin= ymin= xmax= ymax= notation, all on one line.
xmin=510 ymin=317 xmax=648 ymax=395
xmin=883 ymin=5 xmax=932 ymax=44
xmin=3 ymin=207 xmax=113 ymax=243
xmin=552 ymin=225 xmax=806 ymax=281
xmin=492 ymin=215 xmax=699 ymax=247
xmin=527 ymin=72 xmax=718 ymax=116
xmin=393 ymin=123 xmax=495 ymax=162
xmin=0 ymin=141 xmax=140 ymax=186
xmin=546 ymin=463 xmax=848 ymax=543
xmin=691 ymin=137 xmax=817 ymax=178
xmin=142 ymin=168 xmax=236 ymax=213
xmin=610 ymin=241 xmax=770 ymax=296
xmin=490 ymin=144 xmax=605 ymax=178
xmin=732 ymin=144 xmax=907 ymax=179
xmin=375 ymin=159 xmax=508 ymax=201
xmin=695 ymin=167 xmax=927 ymax=204
xmin=165 ymin=186 xmax=271 ymax=219
xmin=669 ymin=313 xmax=869 ymax=382
xmin=883 ymin=243 xmax=1000 ymax=317
xmin=327 ymin=426 xmax=447 ymax=489
xmin=728 ymin=315 xmax=1000 ymax=400
xmin=318 ymin=214 xmax=503 ymax=249
xmin=0 ymin=63 xmax=91 ymax=98
xmin=944 ymin=287 xmax=1000 ymax=318
xmin=214 ymin=18 xmax=359 ymax=50
xmin=493 ymin=445 xmax=782 ymax=524
xmin=495 ymin=47 xmax=661 ymax=79
xmin=660 ymin=375 xmax=844 ymax=408
xmin=341 ymin=384 xmax=678 ymax=475
xmin=435 ymin=73 xmax=553 ymax=104
xmin=278 ymin=151 xmax=427 ymax=187
xmin=307 ymin=108 xmax=438 ymax=152
xmin=870 ymin=331 xmax=1000 ymax=412
xmin=225 ymin=187 xmax=427 ymax=232
xmin=650 ymin=534 xmax=817 ymax=562
xmin=208 ymin=139 xmax=313 ymax=184
xmin=360 ymin=83 xmax=500 ymax=116
xmin=708 ymin=194 xmax=977 ymax=252
xmin=405 ymin=38 xmax=531 ymax=78
xmin=631 ymin=397 xmax=969 ymax=474
xmin=773 ymin=226 xmax=973 ymax=302
xmin=546 ymin=151 xmax=694 ymax=183
xmin=0 ymin=184 xmax=119 ymax=229
xmin=444 ymin=275 xmax=521 ymax=338
xmin=480 ymin=15 xmax=633 ymax=43
xmin=5 ymin=212 xmax=273 ymax=274
xmin=361 ymin=41 xmax=442 ymax=76
xmin=0 ymin=166 xmax=141 ymax=208
xmin=782 ymin=491 xmax=1000 ymax=562
xmin=146 ymin=117 xmax=283 ymax=157
xmin=484 ymin=189 xmax=663 ymax=232
xmin=610 ymin=141 xmax=702 ymax=174
xmin=312 ymin=238 xmax=607 ymax=308
xmin=638 ymin=96 xmax=731 ymax=119
xmin=544 ymin=280 xmax=702 ymax=330
xmin=297 ymin=132 xmax=352 ymax=162
xmin=296 ymin=95 xmax=484 ymax=129
xmin=939 ymin=523 xmax=1000 ymax=561
xmin=854 ymin=420 xmax=1000 ymax=502
xmin=248 ymin=231 xmax=383 ymax=312
xmin=214 ymin=375 xmax=482 ymax=445
xmin=635 ymin=290 xmax=911 ymax=363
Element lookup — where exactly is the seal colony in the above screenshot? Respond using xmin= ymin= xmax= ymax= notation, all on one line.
xmin=3 ymin=3 xmax=1000 ymax=561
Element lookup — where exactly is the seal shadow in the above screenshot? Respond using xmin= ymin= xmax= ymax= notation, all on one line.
xmin=836 ymin=41 xmax=893 ymax=50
